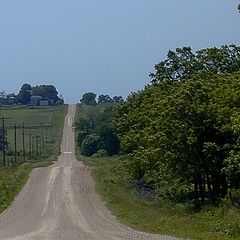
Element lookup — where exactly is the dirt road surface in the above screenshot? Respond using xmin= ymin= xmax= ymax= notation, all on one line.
xmin=0 ymin=105 xmax=181 ymax=240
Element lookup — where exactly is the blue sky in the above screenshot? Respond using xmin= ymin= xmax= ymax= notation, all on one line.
xmin=0 ymin=0 xmax=239 ymax=103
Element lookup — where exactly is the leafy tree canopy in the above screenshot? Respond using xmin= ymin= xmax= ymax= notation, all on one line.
xmin=113 ymin=96 xmax=124 ymax=103
xmin=80 ymin=92 xmax=97 ymax=106
xmin=16 ymin=83 xmax=62 ymax=105
xmin=98 ymin=95 xmax=114 ymax=104
xmin=32 ymin=85 xmax=59 ymax=101
xmin=113 ymin=72 xmax=240 ymax=205
xmin=17 ymin=83 xmax=32 ymax=105
xmin=113 ymin=44 xmax=240 ymax=206
xmin=150 ymin=45 xmax=240 ymax=84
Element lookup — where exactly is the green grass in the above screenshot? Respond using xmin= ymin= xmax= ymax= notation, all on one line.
xmin=0 ymin=105 xmax=67 ymax=165
xmin=79 ymin=156 xmax=240 ymax=240
xmin=75 ymin=102 xmax=115 ymax=120
xmin=0 ymin=104 xmax=67 ymax=213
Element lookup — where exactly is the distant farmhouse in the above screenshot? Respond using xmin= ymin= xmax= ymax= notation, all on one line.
xmin=30 ymin=96 xmax=57 ymax=106
xmin=0 ymin=84 xmax=64 ymax=106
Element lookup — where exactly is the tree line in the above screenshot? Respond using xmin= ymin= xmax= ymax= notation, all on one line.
xmin=0 ymin=83 xmax=63 ymax=105
xmin=112 ymin=45 xmax=240 ymax=207
xmin=80 ymin=92 xmax=123 ymax=106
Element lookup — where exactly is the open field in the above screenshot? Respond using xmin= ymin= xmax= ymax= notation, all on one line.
xmin=75 ymin=102 xmax=115 ymax=120
xmin=0 ymin=105 xmax=67 ymax=165
xmin=0 ymin=105 xmax=67 ymax=213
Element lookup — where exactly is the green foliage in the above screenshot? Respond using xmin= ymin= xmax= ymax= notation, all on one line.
xmin=77 ymin=130 xmax=88 ymax=145
xmin=228 ymin=189 xmax=240 ymax=208
xmin=32 ymin=84 xmax=60 ymax=101
xmin=150 ymin=45 xmax=240 ymax=84
xmin=16 ymin=83 xmax=62 ymax=105
xmin=17 ymin=83 xmax=32 ymax=105
xmin=98 ymin=94 xmax=113 ymax=103
xmin=113 ymin=72 xmax=240 ymax=205
xmin=81 ymin=156 xmax=240 ymax=240
xmin=80 ymin=92 xmax=97 ymax=105
xmin=0 ymin=105 xmax=67 ymax=164
xmin=81 ymin=134 xmax=100 ymax=156
xmin=224 ymin=151 xmax=240 ymax=189
xmin=113 ymin=96 xmax=124 ymax=103
xmin=76 ymin=104 xmax=120 ymax=156
xmin=92 ymin=149 xmax=109 ymax=158
xmin=99 ymin=127 xmax=120 ymax=155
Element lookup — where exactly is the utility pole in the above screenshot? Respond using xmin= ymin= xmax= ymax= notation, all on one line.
xmin=14 ymin=124 xmax=17 ymax=164
xmin=2 ymin=117 xmax=6 ymax=166
xmin=36 ymin=136 xmax=39 ymax=158
xmin=45 ymin=127 xmax=49 ymax=144
xmin=41 ymin=123 xmax=44 ymax=149
xmin=36 ymin=136 xmax=41 ymax=160
xmin=1 ymin=117 xmax=10 ymax=166
xmin=22 ymin=123 xmax=26 ymax=162
xmin=38 ymin=136 xmax=42 ymax=161
xmin=29 ymin=132 xmax=32 ymax=161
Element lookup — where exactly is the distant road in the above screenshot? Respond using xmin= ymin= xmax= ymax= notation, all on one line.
xmin=0 ymin=104 xmax=181 ymax=240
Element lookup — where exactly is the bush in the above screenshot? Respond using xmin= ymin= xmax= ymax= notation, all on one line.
xmin=96 ymin=149 xmax=109 ymax=157
xmin=81 ymin=134 xmax=100 ymax=156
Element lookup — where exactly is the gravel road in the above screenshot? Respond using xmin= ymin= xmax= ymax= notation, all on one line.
xmin=0 ymin=104 xmax=181 ymax=240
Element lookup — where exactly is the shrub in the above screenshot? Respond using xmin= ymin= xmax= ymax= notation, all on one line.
xmin=81 ymin=134 xmax=100 ymax=156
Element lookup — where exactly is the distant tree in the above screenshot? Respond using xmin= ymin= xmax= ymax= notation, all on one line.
xmin=0 ymin=91 xmax=7 ymax=99
xmin=113 ymin=96 xmax=124 ymax=103
xmin=80 ymin=92 xmax=97 ymax=106
xmin=238 ymin=4 xmax=240 ymax=13
xmin=17 ymin=84 xmax=32 ymax=105
xmin=98 ymin=95 xmax=114 ymax=104
xmin=32 ymin=85 xmax=59 ymax=102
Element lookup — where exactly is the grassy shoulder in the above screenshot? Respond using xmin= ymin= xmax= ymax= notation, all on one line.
xmin=79 ymin=155 xmax=240 ymax=240
xmin=0 ymin=104 xmax=67 ymax=213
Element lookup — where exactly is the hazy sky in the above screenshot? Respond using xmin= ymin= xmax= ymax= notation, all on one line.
xmin=0 ymin=0 xmax=239 ymax=103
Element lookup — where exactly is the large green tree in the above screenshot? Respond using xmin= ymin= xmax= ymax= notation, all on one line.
xmin=32 ymin=85 xmax=59 ymax=101
xmin=150 ymin=45 xmax=240 ymax=84
xmin=80 ymin=92 xmax=97 ymax=106
xmin=113 ymin=73 xmax=240 ymax=205
xmin=98 ymin=95 xmax=114 ymax=104
xmin=113 ymin=43 xmax=240 ymax=206
xmin=17 ymin=84 xmax=32 ymax=105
